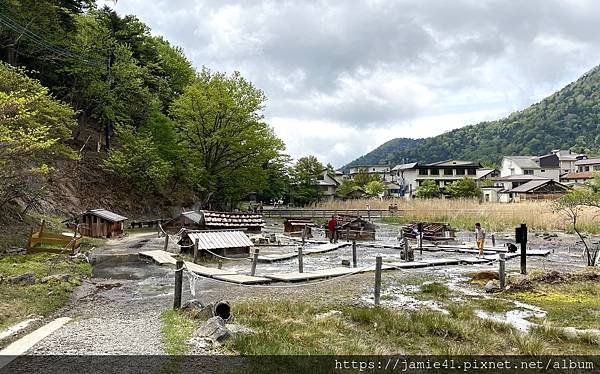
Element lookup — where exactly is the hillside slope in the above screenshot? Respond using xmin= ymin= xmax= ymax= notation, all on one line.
xmin=343 ymin=137 xmax=423 ymax=169
xmin=346 ymin=65 xmax=600 ymax=166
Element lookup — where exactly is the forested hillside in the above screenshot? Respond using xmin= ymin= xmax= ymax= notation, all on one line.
xmin=346 ymin=66 xmax=600 ymax=167
xmin=0 ymin=0 xmax=287 ymax=217
xmin=343 ymin=138 xmax=422 ymax=169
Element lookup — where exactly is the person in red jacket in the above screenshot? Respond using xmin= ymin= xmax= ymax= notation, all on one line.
xmin=327 ymin=215 xmax=338 ymax=243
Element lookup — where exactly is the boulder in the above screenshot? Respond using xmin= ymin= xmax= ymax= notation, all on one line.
xmin=182 ymin=299 xmax=204 ymax=310
xmin=341 ymin=259 xmax=351 ymax=267
xmin=484 ymin=280 xmax=500 ymax=293
xmin=8 ymin=272 xmax=36 ymax=285
xmin=194 ymin=316 xmax=231 ymax=344
xmin=40 ymin=274 xmax=70 ymax=284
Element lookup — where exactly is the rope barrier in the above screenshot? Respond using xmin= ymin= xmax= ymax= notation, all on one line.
xmin=180 ymin=262 xmax=376 ymax=289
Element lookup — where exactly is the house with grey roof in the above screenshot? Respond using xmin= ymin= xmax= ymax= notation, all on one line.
xmin=73 ymin=209 xmax=127 ymax=238
xmin=575 ymin=157 xmax=600 ymax=173
xmin=500 ymin=154 xmax=561 ymax=181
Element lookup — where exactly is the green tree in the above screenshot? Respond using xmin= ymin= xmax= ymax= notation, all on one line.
xmin=0 ymin=62 xmax=76 ymax=211
xmin=257 ymin=154 xmax=292 ymax=204
xmin=364 ymin=180 xmax=385 ymax=197
xmin=415 ymin=180 xmax=439 ymax=198
xmin=289 ymin=155 xmax=324 ymax=206
xmin=170 ymin=68 xmax=285 ymax=208
xmin=336 ymin=179 xmax=359 ymax=199
xmin=446 ymin=177 xmax=481 ymax=198
xmin=353 ymin=169 xmax=381 ymax=187
xmin=587 ymin=171 xmax=600 ymax=193
xmin=102 ymin=124 xmax=172 ymax=193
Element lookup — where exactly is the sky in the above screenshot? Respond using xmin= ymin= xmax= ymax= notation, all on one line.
xmin=102 ymin=0 xmax=600 ymax=168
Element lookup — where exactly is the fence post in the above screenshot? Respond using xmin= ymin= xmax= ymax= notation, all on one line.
xmin=302 ymin=224 xmax=306 ymax=247
xmin=352 ymin=240 xmax=357 ymax=268
xmin=499 ymin=253 xmax=506 ymax=290
xmin=404 ymin=239 xmax=410 ymax=262
xmin=346 ymin=227 xmax=350 ymax=242
xmin=491 ymin=233 xmax=496 ymax=248
xmin=298 ymin=246 xmax=304 ymax=273
xmin=173 ymin=259 xmax=183 ymax=310
xmin=250 ymin=248 xmax=259 ymax=276
xmin=163 ymin=234 xmax=169 ymax=251
xmin=374 ymin=256 xmax=382 ymax=306
xmin=193 ymin=238 xmax=199 ymax=264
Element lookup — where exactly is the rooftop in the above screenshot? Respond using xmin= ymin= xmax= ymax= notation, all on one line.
xmin=575 ymin=157 xmax=600 ymax=166
xmin=84 ymin=209 xmax=127 ymax=222
xmin=561 ymin=171 xmax=594 ymax=180
xmin=503 ymin=155 xmax=540 ymax=169
xmin=495 ymin=174 xmax=549 ymax=182
xmin=510 ymin=179 xmax=568 ymax=193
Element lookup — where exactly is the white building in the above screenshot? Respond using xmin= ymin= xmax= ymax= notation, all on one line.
xmin=550 ymin=149 xmax=587 ymax=174
xmin=315 ymin=170 xmax=340 ymax=201
xmin=500 ymin=154 xmax=561 ymax=181
xmin=575 ymin=157 xmax=600 ymax=173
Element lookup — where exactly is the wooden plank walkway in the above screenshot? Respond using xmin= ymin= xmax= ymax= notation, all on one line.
xmin=257 ymin=253 xmax=298 ymax=263
xmin=139 ymin=250 xmax=177 ymax=265
xmin=304 ymin=242 xmax=351 ymax=254
xmin=257 ymin=242 xmax=350 ymax=263
xmin=212 ymin=274 xmax=271 ymax=284
xmin=184 ymin=261 xmax=238 ymax=277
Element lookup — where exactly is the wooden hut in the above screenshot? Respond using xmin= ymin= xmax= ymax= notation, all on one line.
xmin=74 ymin=209 xmax=127 ymax=238
xmin=162 ymin=211 xmax=203 ymax=233
xmin=178 ymin=229 xmax=253 ymax=257
xmin=336 ymin=214 xmax=376 ymax=241
xmin=402 ymin=222 xmax=455 ymax=241
xmin=283 ymin=218 xmax=314 ymax=237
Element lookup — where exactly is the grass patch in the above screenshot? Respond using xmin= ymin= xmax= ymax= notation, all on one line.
xmin=472 ymin=298 xmax=515 ymax=313
xmin=419 ymin=282 xmax=450 ymax=299
xmin=160 ymin=309 xmax=197 ymax=355
xmin=507 ymin=280 xmax=600 ymax=329
xmin=0 ymin=253 xmax=91 ymax=330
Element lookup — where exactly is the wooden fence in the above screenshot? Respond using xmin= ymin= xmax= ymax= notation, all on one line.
xmin=27 ymin=220 xmax=81 ymax=254
xmin=262 ymin=209 xmax=398 ymax=219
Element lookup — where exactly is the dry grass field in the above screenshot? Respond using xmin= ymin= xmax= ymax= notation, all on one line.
xmin=315 ymin=198 xmax=600 ymax=233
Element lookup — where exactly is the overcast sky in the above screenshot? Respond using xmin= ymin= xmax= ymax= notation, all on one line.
xmin=104 ymin=0 xmax=600 ymax=168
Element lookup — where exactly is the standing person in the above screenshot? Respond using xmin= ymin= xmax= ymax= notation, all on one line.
xmin=475 ymin=223 xmax=486 ymax=257
xmin=327 ymin=215 xmax=338 ymax=244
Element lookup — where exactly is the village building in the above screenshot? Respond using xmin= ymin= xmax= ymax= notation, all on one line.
xmin=163 ymin=210 xmax=264 ymax=234
xmin=575 ymin=157 xmax=600 ymax=173
xmin=500 ymin=154 xmax=561 ymax=181
xmin=315 ymin=170 xmax=341 ymax=201
xmin=507 ymin=179 xmax=570 ymax=202
xmin=483 ymin=176 xmax=569 ymax=203
xmin=348 ymin=165 xmax=393 ymax=182
xmin=551 ymin=149 xmax=587 ymax=174
xmin=72 ymin=209 xmax=127 ymax=238
xmin=390 ymin=160 xmax=486 ymax=198
xmin=561 ymin=171 xmax=595 ymax=186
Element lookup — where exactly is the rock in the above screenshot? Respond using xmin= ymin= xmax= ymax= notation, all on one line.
xmin=341 ymin=259 xmax=351 ymax=266
xmin=40 ymin=274 xmax=70 ymax=284
xmin=227 ymin=324 xmax=255 ymax=335
xmin=8 ymin=272 xmax=36 ymax=285
xmin=194 ymin=316 xmax=231 ymax=344
xmin=485 ymin=280 xmax=500 ymax=293
xmin=181 ymin=299 xmax=204 ymax=310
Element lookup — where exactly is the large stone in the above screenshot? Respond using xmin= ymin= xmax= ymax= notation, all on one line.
xmin=8 ymin=272 xmax=36 ymax=285
xmin=485 ymin=280 xmax=500 ymax=293
xmin=40 ymin=274 xmax=70 ymax=284
xmin=194 ymin=316 xmax=231 ymax=344
xmin=181 ymin=299 xmax=204 ymax=311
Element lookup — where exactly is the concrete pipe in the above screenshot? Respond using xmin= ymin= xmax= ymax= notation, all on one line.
xmin=213 ymin=301 xmax=231 ymax=321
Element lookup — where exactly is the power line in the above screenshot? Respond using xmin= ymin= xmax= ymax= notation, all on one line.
xmin=0 ymin=10 xmax=104 ymax=66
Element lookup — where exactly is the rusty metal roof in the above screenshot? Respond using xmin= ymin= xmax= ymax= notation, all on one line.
xmin=185 ymin=230 xmax=254 ymax=250
xmin=85 ymin=209 xmax=127 ymax=222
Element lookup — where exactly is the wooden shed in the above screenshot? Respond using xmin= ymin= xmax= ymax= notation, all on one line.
xmin=178 ymin=229 xmax=254 ymax=257
xmin=162 ymin=211 xmax=203 ymax=233
xmin=74 ymin=209 xmax=127 ymax=238
xmin=283 ymin=218 xmax=314 ymax=237
xmin=336 ymin=214 xmax=376 ymax=241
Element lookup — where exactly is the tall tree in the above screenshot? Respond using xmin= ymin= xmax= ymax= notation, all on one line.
xmin=170 ymin=68 xmax=285 ymax=208
xmin=289 ymin=155 xmax=324 ymax=206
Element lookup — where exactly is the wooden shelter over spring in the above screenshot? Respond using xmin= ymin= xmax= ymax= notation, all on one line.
xmin=163 ymin=210 xmax=264 ymax=234
xmin=336 ymin=214 xmax=376 ymax=241
xmin=178 ymin=229 xmax=254 ymax=257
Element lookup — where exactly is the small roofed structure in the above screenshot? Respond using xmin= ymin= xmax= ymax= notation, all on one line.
xmin=508 ymin=179 xmax=570 ymax=201
xmin=73 ymin=209 xmax=127 ymax=238
xmin=402 ymin=222 xmax=455 ymax=241
xmin=163 ymin=210 xmax=265 ymax=234
xmin=336 ymin=214 xmax=376 ymax=241
xmin=283 ymin=218 xmax=314 ymax=237
xmin=179 ymin=229 xmax=254 ymax=257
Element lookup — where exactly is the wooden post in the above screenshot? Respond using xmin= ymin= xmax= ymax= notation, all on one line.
xmin=173 ymin=259 xmax=183 ymax=309
xmin=218 ymin=260 xmax=223 ymax=269
xmin=404 ymin=239 xmax=410 ymax=262
xmin=250 ymin=248 xmax=259 ymax=276
xmin=302 ymin=224 xmax=306 ymax=247
xmin=39 ymin=220 xmax=46 ymax=238
xmin=346 ymin=227 xmax=350 ymax=242
xmin=163 ymin=234 xmax=169 ymax=251
xmin=499 ymin=253 xmax=506 ymax=290
xmin=193 ymin=238 xmax=199 ymax=264
xmin=352 ymin=240 xmax=357 ymax=268
xmin=519 ymin=223 xmax=527 ymax=275
xmin=298 ymin=246 xmax=304 ymax=273
xmin=491 ymin=233 xmax=496 ymax=248
xmin=374 ymin=256 xmax=382 ymax=306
